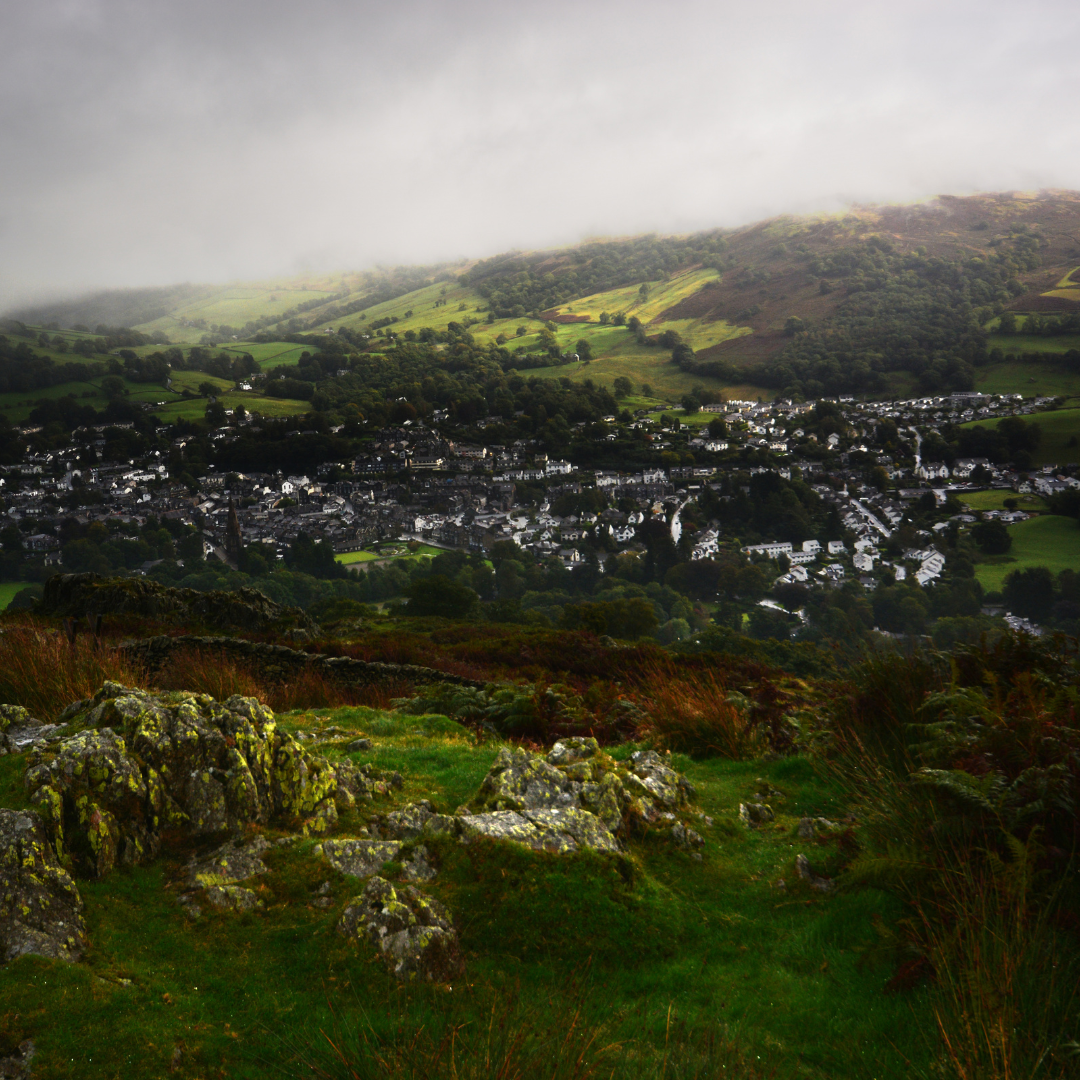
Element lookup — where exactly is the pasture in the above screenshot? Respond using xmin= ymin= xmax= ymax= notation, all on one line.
xmin=961 ymin=406 xmax=1080 ymax=466
xmin=974 ymin=514 xmax=1080 ymax=592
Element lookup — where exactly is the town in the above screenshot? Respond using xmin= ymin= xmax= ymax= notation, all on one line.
xmin=1 ymin=384 xmax=1075 ymax=644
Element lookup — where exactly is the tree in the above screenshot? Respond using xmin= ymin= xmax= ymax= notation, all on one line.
xmin=784 ymin=316 xmax=804 ymax=336
xmin=972 ymin=519 xmax=1012 ymax=555
xmin=575 ymin=338 xmax=593 ymax=362
xmin=405 ymin=575 xmax=479 ymax=619
xmin=613 ymin=376 xmax=633 ymax=398
xmin=681 ymin=393 xmax=701 ymax=414
xmin=516 ymin=325 xmax=528 ymax=337
xmin=1002 ymin=566 xmax=1055 ymax=622
xmin=599 ymin=312 xmax=610 ymax=324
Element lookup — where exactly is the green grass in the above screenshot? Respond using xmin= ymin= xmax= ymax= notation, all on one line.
xmin=0 ymin=703 xmax=935 ymax=1078
xmin=0 ymin=583 xmax=29 ymax=610
xmin=983 ymin=333 xmax=1080 ymax=354
xmin=133 ymin=278 xmax=350 ymax=341
xmin=958 ymin=490 xmax=1048 ymax=513
xmin=334 ymin=550 xmax=380 ymax=565
xmin=975 ymin=514 xmax=1080 ymax=591
xmin=974 ymin=360 xmax=1080 ymax=399
xmin=962 ymin=406 xmax=1080 ymax=466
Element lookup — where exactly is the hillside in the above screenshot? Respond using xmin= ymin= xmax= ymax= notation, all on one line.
xmin=10 ymin=190 xmax=1080 ymax=403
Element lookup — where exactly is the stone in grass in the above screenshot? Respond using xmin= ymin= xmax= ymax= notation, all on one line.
xmin=337 ymin=876 xmax=463 ymax=982
xmin=319 ymin=838 xmax=403 ymax=879
xmin=0 ymin=809 xmax=87 ymax=965
xmin=795 ymin=853 xmax=833 ymax=891
xmin=0 ymin=1039 xmax=35 ymax=1080
xmin=184 ymin=835 xmax=272 ymax=889
xmin=204 ymin=884 xmax=264 ymax=912
xmin=177 ymin=835 xmax=272 ymax=916
xmin=472 ymin=740 xmax=696 ymax=837
xmin=795 ymin=817 xmax=840 ymax=840
xmin=739 ymin=803 xmax=774 ymax=828
xmin=670 ymin=822 xmax=705 ymax=850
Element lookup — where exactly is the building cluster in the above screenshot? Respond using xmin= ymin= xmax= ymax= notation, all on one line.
xmin=0 ymin=393 xmax=1074 ymax=594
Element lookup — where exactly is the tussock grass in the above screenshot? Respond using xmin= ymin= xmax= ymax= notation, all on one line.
xmin=0 ymin=627 xmax=140 ymax=719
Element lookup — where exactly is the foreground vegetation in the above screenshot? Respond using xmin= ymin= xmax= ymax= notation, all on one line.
xmin=0 ymin=605 xmax=1078 ymax=1078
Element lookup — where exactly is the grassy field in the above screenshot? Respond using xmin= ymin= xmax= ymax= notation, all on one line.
xmin=974 ymin=359 xmax=1080 ymax=398
xmin=0 ymin=704 xmax=932 ymax=1078
xmin=975 ymin=514 xmax=1080 ymax=591
xmin=132 ymin=277 xmax=353 ymax=341
xmin=958 ymin=490 xmax=1047 ymax=513
xmin=0 ymin=582 xmax=29 ymax=610
xmin=961 ymin=406 xmax=1080 ymax=465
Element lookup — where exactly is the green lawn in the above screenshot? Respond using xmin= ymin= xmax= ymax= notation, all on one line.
xmin=958 ymin=490 xmax=1047 ymax=513
xmin=0 ymin=705 xmax=933 ymax=1078
xmin=975 ymin=514 xmax=1080 ymax=591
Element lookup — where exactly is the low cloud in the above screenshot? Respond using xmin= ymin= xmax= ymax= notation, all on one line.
xmin=2 ymin=0 xmax=1079 ymax=305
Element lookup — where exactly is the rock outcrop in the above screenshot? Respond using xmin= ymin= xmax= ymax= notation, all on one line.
xmin=39 ymin=573 xmax=315 ymax=635
xmin=337 ymin=876 xmax=463 ymax=982
xmin=176 ymin=835 xmax=273 ymax=917
xmin=460 ymin=737 xmax=698 ymax=853
xmin=0 ymin=706 xmax=66 ymax=756
xmin=0 ymin=809 xmax=86 ymax=964
xmin=23 ymin=683 xmax=397 ymax=877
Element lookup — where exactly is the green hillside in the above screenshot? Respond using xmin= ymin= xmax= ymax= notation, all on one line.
xmin=10 ymin=190 xmax=1080 ymax=402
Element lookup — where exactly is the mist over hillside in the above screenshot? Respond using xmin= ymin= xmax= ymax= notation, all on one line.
xmin=10 ymin=190 xmax=1080 ymax=401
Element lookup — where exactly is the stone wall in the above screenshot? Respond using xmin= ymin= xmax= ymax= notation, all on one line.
xmin=118 ymin=635 xmax=483 ymax=691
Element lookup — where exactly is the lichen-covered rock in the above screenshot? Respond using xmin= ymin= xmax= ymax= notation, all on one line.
xmin=0 ymin=706 xmax=65 ymax=756
xmin=459 ymin=807 xmax=620 ymax=855
xmin=468 ymin=738 xmax=699 ymax=852
xmin=0 ymin=809 xmax=86 ymax=964
xmin=739 ymin=803 xmax=774 ymax=828
xmin=184 ymin=836 xmax=271 ymax=889
xmin=671 ymin=822 xmax=705 ymax=849
xmin=371 ymin=800 xmax=438 ymax=840
xmin=24 ymin=683 xmax=392 ymax=878
xmin=204 ymin=884 xmax=264 ymax=911
xmin=400 ymin=845 xmax=438 ymax=882
xmin=337 ymin=876 xmax=463 ymax=982
xmin=320 ymin=838 xmax=402 ymax=879
xmin=176 ymin=835 xmax=271 ymax=916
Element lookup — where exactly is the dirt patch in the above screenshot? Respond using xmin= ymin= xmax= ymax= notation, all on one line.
xmin=541 ymin=312 xmax=591 ymax=324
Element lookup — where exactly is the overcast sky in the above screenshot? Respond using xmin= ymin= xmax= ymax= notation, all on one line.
xmin=2 ymin=0 xmax=1079 ymax=305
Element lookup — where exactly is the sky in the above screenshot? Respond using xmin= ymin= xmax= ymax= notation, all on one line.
xmin=2 ymin=0 xmax=1079 ymax=306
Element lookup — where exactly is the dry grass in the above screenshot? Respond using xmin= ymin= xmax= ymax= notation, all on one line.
xmin=633 ymin=662 xmax=757 ymax=758
xmin=0 ymin=627 xmax=139 ymax=719
xmin=0 ymin=630 xmax=413 ymax=720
